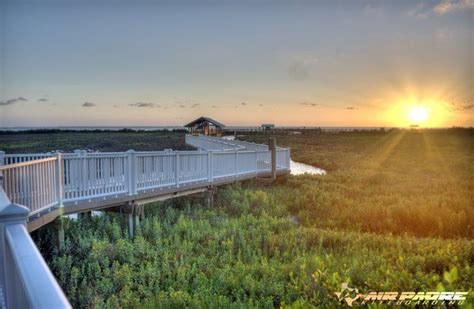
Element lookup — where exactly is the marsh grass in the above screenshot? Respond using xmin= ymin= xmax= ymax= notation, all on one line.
xmin=0 ymin=130 xmax=189 ymax=153
xmin=243 ymin=129 xmax=473 ymax=239
xmin=25 ymin=128 xmax=474 ymax=307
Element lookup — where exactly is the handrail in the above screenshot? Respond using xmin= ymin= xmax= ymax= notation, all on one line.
xmin=0 ymin=184 xmax=71 ymax=308
xmin=0 ymin=157 xmax=59 ymax=216
xmin=0 ymin=156 xmax=57 ymax=170
xmin=0 ymin=136 xmax=290 ymax=308
xmin=1 ymin=136 xmax=290 ymax=215
xmin=5 ymin=224 xmax=71 ymax=309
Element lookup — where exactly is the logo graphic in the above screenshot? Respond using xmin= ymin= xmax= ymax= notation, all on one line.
xmin=334 ymin=283 xmax=469 ymax=306
xmin=334 ymin=282 xmax=363 ymax=306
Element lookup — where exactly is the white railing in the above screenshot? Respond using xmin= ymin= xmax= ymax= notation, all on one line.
xmin=135 ymin=151 xmax=176 ymax=191
xmin=0 ymin=157 xmax=61 ymax=216
xmin=0 ymin=136 xmax=290 ymax=216
xmin=0 ymin=136 xmax=289 ymax=308
xmin=0 ymin=184 xmax=71 ymax=308
xmin=1 ymin=152 xmax=54 ymax=165
xmin=257 ymin=151 xmax=272 ymax=172
xmin=276 ymin=148 xmax=291 ymax=170
xmin=62 ymin=151 xmax=128 ymax=201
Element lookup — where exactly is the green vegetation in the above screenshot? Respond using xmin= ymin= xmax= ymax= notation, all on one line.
xmin=0 ymin=129 xmax=189 ymax=153
xmin=24 ymin=128 xmax=474 ymax=307
xmin=34 ymin=185 xmax=473 ymax=308
xmin=243 ymin=128 xmax=473 ymax=239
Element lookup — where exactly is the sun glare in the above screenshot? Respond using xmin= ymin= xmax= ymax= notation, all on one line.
xmin=409 ymin=106 xmax=428 ymax=123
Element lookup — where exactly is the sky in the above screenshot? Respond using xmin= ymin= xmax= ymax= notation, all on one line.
xmin=0 ymin=0 xmax=473 ymax=127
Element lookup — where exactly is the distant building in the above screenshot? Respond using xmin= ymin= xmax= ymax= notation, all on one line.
xmin=184 ymin=116 xmax=225 ymax=136
xmin=261 ymin=124 xmax=275 ymax=131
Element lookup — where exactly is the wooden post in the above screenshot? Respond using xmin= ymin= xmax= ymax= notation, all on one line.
xmin=55 ymin=153 xmax=63 ymax=207
xmin=134 ymin=205 xmax=139 ymax=232
xmin=78 ymin=211 xmax=91 ymax=220
xmin=52 ymin=218 xmax=65 ymax=251
xmin=128 ymin=212 xmax=134 ymax=238
xmin=57 ymin=224 xmax=65 ymax=251
xmin=0 ymin=150 xmax=5 ymax=166
xmin=204 ymin=188 xmax=214 ymax=207
xmin=269 ymin=138 xmax=276 ymax=181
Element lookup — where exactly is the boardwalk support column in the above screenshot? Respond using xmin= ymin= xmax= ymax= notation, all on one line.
xmin=78 ymin=211 xmax=92 ymax=220
xmin=124 ymin=202 xmax=140 ymax=238
xmin=204 ymin=188 xmax=215 ymax=207
xmin=269 ymin=137 xmax=277 ymax=181
xmin=128 ymin=212 xmax=134 ymax=238
xmin=52 ymin=218 xmax=65 ymax=251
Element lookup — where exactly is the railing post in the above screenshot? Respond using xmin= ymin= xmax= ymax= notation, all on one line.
xmin=269 ymin=138 xmax=276 ymax=181
xmin=127 ymin=150 xmax=136 ymax=195
xmin=0 ymin=185 xmax=71 ymax=309
xmin=0 ymin=184 xmax=29 ymax=308
xmin=175 ymin=152 xmax=180 ymax=187
xmin=207 ymin=151 xmax=211 ymax=182
xmin=55 ymin=153 xmax=64 ymax=207
xmin=74 ymin=150 xmax=86 ymax=197
xmin=254 ymin=151 xmax=258 ymax=175
xmin=235 ymin=149 xmax=238 ymax=177
xmin=0 ymin=151 xmax=5 ymax=166
xmin=287 ymin=148 xmax=291 ymax=171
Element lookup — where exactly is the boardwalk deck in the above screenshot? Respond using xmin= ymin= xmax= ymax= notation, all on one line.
xmin=0 ymin=135 xmax=290 ymax=231
xmin=0 ymin=135 xmax=289 ymax=308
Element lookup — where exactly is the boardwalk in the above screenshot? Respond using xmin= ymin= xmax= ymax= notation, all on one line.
xmin=1 ymin=135 xmax=290 ymax=231
xmin=0 ymin=135 xmax=290 ymax=308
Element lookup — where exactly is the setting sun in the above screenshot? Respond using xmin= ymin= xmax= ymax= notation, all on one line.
xmin=409 ymin=106 xmax=429 ymax=123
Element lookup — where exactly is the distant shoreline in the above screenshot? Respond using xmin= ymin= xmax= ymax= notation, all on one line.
xmin=0 ymin=126 xmax=471 ymax=133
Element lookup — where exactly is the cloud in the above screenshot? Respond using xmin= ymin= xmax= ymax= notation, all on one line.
xmin=447 ymin=100 xmax=474 ymax=111
xmin=129 ymin=102 xmax=160 ymax=108
xmin=212 ymin=105 xmax=218 ymax=108
xmin=0 ymin=97 xmax=28 ymax=106
xmin=240 ymin=102 xmax=247 ymax=106
xmin=37 ymin=98 xmax=48 ymax=102
xmin=434 ymin=0 xmax=474 ymax=15
xmin=300 ymin=102 xmax=319 ymax=107
xmin=174 ymin=99 xmax=201 ymax=109
xmin=113 ymin=105 xmax=119 ymax=108
xmin=407 ymin=2 xmax=431 ymax=18
xmin=259 ymin=104 xmax=264 ymax=106
xmin=82 ymin=102 xmax=96 ymax=107
xmin=407 ymin=1 xmax=473 ymax=18
xmin=346 ymin=106 xmax=359 ymax=110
